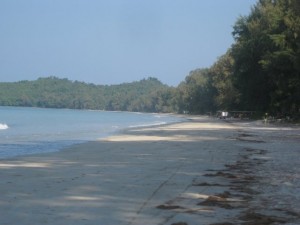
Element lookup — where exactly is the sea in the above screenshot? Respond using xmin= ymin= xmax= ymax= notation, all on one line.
xmin=0 ymin=106 xmax=183 ymax=159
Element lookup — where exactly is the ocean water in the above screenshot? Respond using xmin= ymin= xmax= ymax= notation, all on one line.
xmin=0 ymin=107 xmax=182 ymax=158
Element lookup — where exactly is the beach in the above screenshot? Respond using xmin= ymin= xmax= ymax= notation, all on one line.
xmin=0 ymin=116 xmax=299 ymax=225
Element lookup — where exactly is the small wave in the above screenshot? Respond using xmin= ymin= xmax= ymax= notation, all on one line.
xmin=129 ymin=121 xmax=166 ymax=128
xmin=0 ymin=123 xmax=9 ymax=130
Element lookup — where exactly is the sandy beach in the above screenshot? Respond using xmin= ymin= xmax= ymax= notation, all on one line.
xmin=0 ymin=116 xmax=299 ymax=225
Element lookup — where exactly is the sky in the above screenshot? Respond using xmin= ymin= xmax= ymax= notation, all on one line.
xmin=0 ymin=0 xmax=257 ymax=86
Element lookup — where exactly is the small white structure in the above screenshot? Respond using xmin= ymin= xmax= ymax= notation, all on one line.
xmin=221 ymin=111 xmax=228 ymax=118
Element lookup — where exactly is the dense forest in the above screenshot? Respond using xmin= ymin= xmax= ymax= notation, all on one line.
xmin=0 ymin=77 xmax=178 ymax=113
xmin=0 ymin=0 xmax=299 ymax=119
xmin=176 ymin=0 xmax=299 ymax=119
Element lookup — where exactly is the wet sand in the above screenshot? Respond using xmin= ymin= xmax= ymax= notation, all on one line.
xmin=0 ymin=116 xmax=299 ymax=225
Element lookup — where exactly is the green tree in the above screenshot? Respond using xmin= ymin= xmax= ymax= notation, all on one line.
xmin=178 ymin=69 xmax=216 ymax=114
xmin=231 ymin=0 xmax=300 ymax=116
xmin=210 ymin=50 xmax=240 ymax=110
xmin=0 ymin=77 xmax=173 ymax=113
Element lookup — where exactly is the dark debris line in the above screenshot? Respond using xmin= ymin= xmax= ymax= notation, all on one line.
xmin=155 ymin=128 xmax=300 ymax=225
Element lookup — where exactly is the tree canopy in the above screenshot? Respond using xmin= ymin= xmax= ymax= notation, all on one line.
xmin=0 ymin=76 xmax=177 ymax=113
xmin=178 ymin=0 xmax=300 ymax=118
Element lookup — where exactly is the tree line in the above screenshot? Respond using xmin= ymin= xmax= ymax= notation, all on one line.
xmin=177 ymin=0 xmax=300 ymax=119
xmin=0 ymin=76 xmax=177 ymax=113
xmin=0 ymin=0 xmax=299 ymax=119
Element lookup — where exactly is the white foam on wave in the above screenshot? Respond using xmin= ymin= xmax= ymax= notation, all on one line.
xmin=0 ymin=123 xmax=9 ymax=130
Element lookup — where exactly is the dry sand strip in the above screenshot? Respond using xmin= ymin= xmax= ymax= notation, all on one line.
xmin=0 ymin=116 xmax=299 ymax=225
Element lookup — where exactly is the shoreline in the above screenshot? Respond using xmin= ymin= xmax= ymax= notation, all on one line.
xmin=0 ymin=110 xmax=185 ymax=160
xmin=0 ymin=116 xmax=299 ymax=224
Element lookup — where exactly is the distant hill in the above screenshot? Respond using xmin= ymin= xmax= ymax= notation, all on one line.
xmin=0 ymin=76 xmax=177 ymax=113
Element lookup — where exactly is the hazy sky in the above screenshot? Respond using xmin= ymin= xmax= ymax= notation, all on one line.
xmin=0 ymin=0 xmax=257 ymax=86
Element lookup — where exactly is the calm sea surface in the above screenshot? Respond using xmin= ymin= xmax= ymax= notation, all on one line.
xmin=0 ymin=107 xmax=183 ymax=158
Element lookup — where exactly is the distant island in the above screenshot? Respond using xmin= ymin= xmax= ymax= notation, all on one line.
xmin=0 ymin=0 xmax=299 ymax=120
